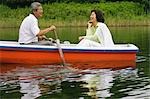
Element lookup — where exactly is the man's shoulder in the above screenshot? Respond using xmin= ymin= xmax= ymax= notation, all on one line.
xmin=24 ymin=14 xmax=37 ymax=22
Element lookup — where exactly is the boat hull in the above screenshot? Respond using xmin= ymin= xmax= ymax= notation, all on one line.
xmin=1 ymin=50 xmax=136 ymax=64
xmin=0 ymin=41 xmax=138 ymax=69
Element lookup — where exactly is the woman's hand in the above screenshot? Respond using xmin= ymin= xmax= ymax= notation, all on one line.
xmin=87 ymin=21 xmax=92 ymax=28
xmin=79 ymin=36 xmax=85 ymax=41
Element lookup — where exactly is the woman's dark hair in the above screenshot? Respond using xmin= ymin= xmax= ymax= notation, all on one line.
xmin=91 ymin=10 xmax=105 ymax=23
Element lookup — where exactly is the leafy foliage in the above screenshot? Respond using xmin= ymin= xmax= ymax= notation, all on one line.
xmin=0 ymin=2 xmax=149 ymax=27
xmin=0 ymin=0 xmax=149 ymax=14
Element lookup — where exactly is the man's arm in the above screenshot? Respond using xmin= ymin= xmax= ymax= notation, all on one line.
xmin=36 ymin=25 xmax=56 ymax=36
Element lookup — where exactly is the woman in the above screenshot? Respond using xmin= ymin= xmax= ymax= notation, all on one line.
xmin=77 ymin=10 xmax=114 ymax=47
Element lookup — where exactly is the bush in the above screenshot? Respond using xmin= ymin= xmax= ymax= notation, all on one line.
xmin=0 ymin=2 xmax=149 ymax=27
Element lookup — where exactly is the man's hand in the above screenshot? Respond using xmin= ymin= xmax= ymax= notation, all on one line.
xmin=37 ymin=25 xmax=56 ymax=36
xmin=38 ymin=35 xmax=47 ymax=41
xmin=49 ymin=25 xmax=56 ymax=31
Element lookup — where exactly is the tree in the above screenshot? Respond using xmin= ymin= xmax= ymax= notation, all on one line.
xmin=142 ymin=0 xmax=150 ymax=14
xmin=105 ymin=0 xmax=149 ymax=14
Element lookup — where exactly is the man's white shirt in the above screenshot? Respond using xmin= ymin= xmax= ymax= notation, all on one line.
xmin=19 ymin=14 xmax=40 ymax=44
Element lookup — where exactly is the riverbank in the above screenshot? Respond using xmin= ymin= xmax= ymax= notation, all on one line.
xmin=0 ymin=2 xmax=149 ymax=28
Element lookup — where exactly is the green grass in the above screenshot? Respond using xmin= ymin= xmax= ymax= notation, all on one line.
xmin=0 ymin=2 xmax=149 ymax=28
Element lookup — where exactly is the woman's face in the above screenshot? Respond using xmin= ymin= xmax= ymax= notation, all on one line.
xmin=90 ymin=12 xmax=97 ymax=23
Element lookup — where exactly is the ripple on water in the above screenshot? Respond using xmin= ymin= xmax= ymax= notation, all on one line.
xmin=136 ymin=56 xmax=147 ymax=63
xmin=0 ymin=64 xmax=150 ymax=99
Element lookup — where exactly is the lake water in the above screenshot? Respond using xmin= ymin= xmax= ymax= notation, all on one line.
xmin=0 ymin=26 xmax=150 ymax=99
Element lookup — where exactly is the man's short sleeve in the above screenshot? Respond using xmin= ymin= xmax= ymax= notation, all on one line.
xmin=30 ymin=20 xmax=40 ymax=36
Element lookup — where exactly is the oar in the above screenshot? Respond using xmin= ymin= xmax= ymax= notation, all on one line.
xmin=45 ymin=31 xmax=78 ymax=71
xmin=53 ymin=30 xmax=66 ymax=66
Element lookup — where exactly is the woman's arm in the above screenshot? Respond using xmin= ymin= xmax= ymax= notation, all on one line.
xmin=96 ymin=23 xmax=114 ymax=46
xmin=84 ymin=28 xmax=100 ymax=42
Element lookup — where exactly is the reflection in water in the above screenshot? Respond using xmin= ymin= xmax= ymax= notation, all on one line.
xmin=80 ymin=69 xmax=114 ymax=98
xmin=96 ymin=70 xmax=114 ymax=98
xmin=61 ymin=69 xmax=114 ymax=98
xmin=136 ymin=56 xmax=147 ymax=63
xmin=0 ymin=64 xmax=71 ymax=99
xmin=19 ymin=78 xmax=41 ymax=99
xmin=0 ymin=63 xmax=150 ymax=99
xmin=111 ymin=68 xmax=150 ymax=98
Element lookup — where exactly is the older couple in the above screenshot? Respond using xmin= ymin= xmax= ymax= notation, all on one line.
xmin=18 ymin=2 xmax=114 ymax=47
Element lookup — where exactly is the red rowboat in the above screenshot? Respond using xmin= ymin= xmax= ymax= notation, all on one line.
xmin=0 ymin=41 xmax=139 ymax=69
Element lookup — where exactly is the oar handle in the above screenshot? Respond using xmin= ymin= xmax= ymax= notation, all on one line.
xmin=54 ymin=30 xmax=59 ymax=40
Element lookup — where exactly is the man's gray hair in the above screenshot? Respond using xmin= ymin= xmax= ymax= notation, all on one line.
xmin=31 ymin=2 xmax=41 ymax=12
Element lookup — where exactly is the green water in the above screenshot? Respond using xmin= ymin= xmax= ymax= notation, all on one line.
xmin=0 ymin=26 xmax=150 ymax=99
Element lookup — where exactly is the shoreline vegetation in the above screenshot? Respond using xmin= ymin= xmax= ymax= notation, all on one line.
xmin=0 ymin=2 xmax=150 ymax=28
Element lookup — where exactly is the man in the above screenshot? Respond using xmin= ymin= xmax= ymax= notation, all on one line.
xmin=18 ymin=2 xmax=56 ymax=45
